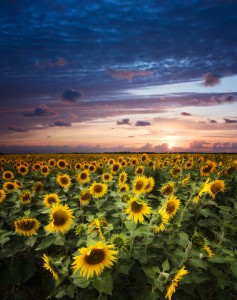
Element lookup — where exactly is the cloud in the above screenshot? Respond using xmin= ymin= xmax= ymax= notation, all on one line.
xmin=116 ymin=118 xmax=131 ymax=125
xmin=106 ymin=67 xmax=154 ymax=80
xmin=8 ymin=125 xmax=27 ymax=132
xmin=62 ymin=89 xmax=82 ymax=103
xmin=209 ymin=119 xmax=218 ymax=123
xmin=223 ymin=118 xmax=237 ymax=123
xmin=53 ymin=119 xmax=72 ymax=127
xmin=34 ymin=57 xmax=68 ymax=68
xmin=135 ymin=121 xmax=151 ymax=126
xmin=181 ymin=112 xmax=192 ymax=116
xmin=22 ymin=104 xmax=56 ymax=117
xmin=202 ymin=72 xmax=221 ymax=87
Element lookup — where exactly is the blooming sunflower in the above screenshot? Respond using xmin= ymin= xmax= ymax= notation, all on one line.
xmin=42 ymin=254 xmax=59 ymax=281
xmin=15 ymin=217 xmax=40 ymax=236
xmin=132 ymin=175 xmax=148 ymax=195
xmin=57 ymin=159 xmax=67 ymax=169
xmin=118 ymin=183 xmax=129 ymax=193
xmin=48 ymin=158 xmax=57 ymax=168
xmin=102 ymin=173 xmax=113 ymax=183
xmin=144 ymin=176 xmax=155 ymax=193
xmin=135 ymin=165 xmax=144 ymax=175
xmin=79 ymin=190 xmax=92 ymax=205
xmin=56 ymin=173 xmax=71 ymax=189
xmin=20 ymin=190 xmax=32 ymax=204
xmin=75 ymin=170 xmax=90 ymax=184
xmin=17 ymin=165 xmax=29 ymax=175
xmin=207 ymin=180 xmax=225 ymax=199
xmin=154 ymin=207 xmax=170 ymax=233
xmin=160 ymin=182 xmax=175 ymax=197
xmin=118 ymin=171 xmax=128 ymax=186
xmin=200 ymin=160 xmax=216 ymax=177
xmin=41 ymin=165 xmax=50 ymax=176
xmin=14 ymin=179 xmax=23 ymax=189
xmin=33 ymin=181 xmax=43 ymax=194
xmin=184 ymin=160 xmax=193 ymax=170
xmin=71 ymin=241 xmax=117 ymax=279
xmin=125 ymin=197 xmax=151 ymax=224
xmin=45 ymin=203 xmax=74 ymax=233
xmin=111 ymin=162 xmax=121 ymax=174
xmin=3 ymin=181 xmax=17 ymax=192
xmin=2 ymin=171 xmax=14 ymax=180
xmin=164 ymin=196 xmax=181 ymax=219
xmin=170 ymin=165 xmax=182 ymax=178
xmin=43 ymin=193 xmax=60 ymax=207
xmin=0 ymin=189 xmax=7 ymax=203
xmin=165 ymin=266 xmax=189 ymax=300
xmin=89 ymin=181 xmax=107 ymax=198
xmin=193 ymin=178 xmax=210 ymax=203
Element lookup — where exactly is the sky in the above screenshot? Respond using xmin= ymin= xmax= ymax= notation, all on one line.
xmin=0 ymin=0 xmax=237 ymax=154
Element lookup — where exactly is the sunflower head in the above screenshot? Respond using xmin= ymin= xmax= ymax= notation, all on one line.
xmin=57 ymin=159 xmax=67 ymax=169
xmin=89 ymin=181 xmax=107 ymax=198
xmin=43 ymin=193 xmax=60 ymax=207
xmin=0 ymin=189 xmax=7 ymax=203
xmin=111 ymin=163 xmax=121 ymax=174
xmin=42 ymin=254 xmax=59 ymax=281
xmin=15 ymin=217 xmax=40 ymax=236
xmin=132 ymin=175 xmax=148 ymax=195
xmin=20 ymin=190 xmax=32 ymax=204
xmin=33 ymin=181 xmax=44 ymax=194
xmin=154 ymin=207 xmax=170 ymax=233
xmin=118 ymin=171 xmax=128 ymax=185
xmin=71 ymin=241 xmax=117 ymax=279
xmin=45 ymin=203 xmax=74 ymax=233
xmin=2 ymin=171 xmax=14 ymax=180
xmin=160 ymin=182 xmax=175 ymax=197
xmin=75 ymin=170 xmax=90 ymax=184
xmin=135 ymin=165 xmax=144 ymax=175
xmin=118 ymin=183 xmax=129 ymax=193
xmin=41 ymin=165 xmax=50 ymax=176
xmin=3 ymin=181 xmax=17 ymax=193
xmin=125 ymin=197 xmax=151 ymax=224
xmin=48 ymin=159 xmax=57 ymax=168
xmin=144 ymin=176 xmax=155 ymax=193
xmin=79 ymin=190 xmax=92 ymax=205
xmin=170 ymin=165 xmax=182 ymax=178
xmin=17 ymin=165 xmax=29 ymax=175
xmin=56 ymin=174 xmax=71 ymax=189
xmin=111 ymin=234 xmax=127 ymax=250
xmin=208 ymin=180 xmax=225 ymax=198
xmin=102 ymin=173 xmax=113 ymax=183
xmin=191 ymin=231 xmax=207 ymax=250
xmin=164 ymin=196 xmax=181 ymax=219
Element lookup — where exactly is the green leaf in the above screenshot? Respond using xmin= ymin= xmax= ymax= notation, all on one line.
xmin=35 ymin=236 xmax=54 ymax=251
xmin=189 ymin=258 xmax=207 ymax=269
xmin=124 ymin=220 xmax=136 ymax=232
xmin=24 ymin=236 xmax=37 ymax=247
xmin=53 ymin=235 xmax=66 ymax=246
xmin=20 ymin=259 xmax=36 ymax=282
xmin=65 ymin=285 xmax=75 ymax=298
xmin=73 ymin=276 xmax=90 ymax=288
xmin=93 ymin=273 xmax=113 ymax=295
xmin=230 ymin=262 xmax=237 ymax=278
xmin=209 ymin=255 xmax=226 ymax=264
xmin=116 ymin=263 xmax=129 ymax=275
xmin=143 ymin=266 xmax=156 ymax=279
xmin=161 ymin=259 xmax=170 ymax=271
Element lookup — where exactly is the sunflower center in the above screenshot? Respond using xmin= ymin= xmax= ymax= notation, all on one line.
xmin=7 ymin=183 xmax=15 ymax=190
xmin=166 ymin=201 xmax=176 ymax=214
xmin=81 ymin=192 xmax=91 ymax=201
xmin=93 ymin=184 xmax=103 ymax=193
xmin=85 ymin=249 xmax=105 ymax=265
xmin=131 ymin=201 xmax=143 ymax=213
xmin=210 ymin=183 xmax=222 ymax=194
xmin=104 ymin=174 xmax=110 ymax=180
xmin=60 ymin=177 xmax=69 ymax=185
xmin=53 ymin=210 xmax=68 ymax=226
xmin=22 ymin=193 xmax=30 ymax=201
xmin=163 ymin=185 xmax=173 ymax=195
xmin=19 ymin=220 xmax=36 ymax=230
xmin=48 ymin=197 xmax=57 ymax=204
xmin=135 ymin=180 xmax=144 ymax=191
xmin=5 ymin=173 xmax=12 ymax=178
xmin=80 ymin=173 xmax=87 ymax=180
xmin=42 ymin=167 xmax=48 ymax=173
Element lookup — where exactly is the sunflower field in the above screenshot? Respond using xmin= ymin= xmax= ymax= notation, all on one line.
xmin=0 ymin=153 xmax=237 ymax=300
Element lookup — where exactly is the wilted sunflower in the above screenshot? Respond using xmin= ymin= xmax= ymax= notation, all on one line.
xmin=165 ymin=266 xmax=189 ymax=300
xmin=132 ymin=175 xmax=148 ymax=195
xmin=79 ymin=190 xmax=92 ymax=205
xmin=3 ymin=181 xmax=17 ymax=192
xmin=43 ymin=193 xmax=60 ymax=207
xmin=125 ymin=197 xmax=151 ymax=224
xmin=89 ymin=181 xmax=107 ymax=198
xmin=144 ymin=177 xmax=155 ymax=193
xmin=20 ymin=190 xmax=32 ymax=204
xmin=75 ymin=170 xmax=90 ymax=184
xmin=111 ymin=233 xmax=127 ymax=250
xmin=17 ymin=165 xmax=29 ymax=175
xmin=207 ymin=180 xmax=225 ymax=199
xmin=2 ymin=171 xmax=14 ymax=180
xmin=0 ymin=189 xmax=6 ymax=203
xmin=102 ymin=173 xmax=113 ymax=183
xmin=160 ymin=182 xmax=175 ymax=197
xmin=45 ymin=204 xmax=74 ymax=233
xmin=154 ymin=207 xmax=170 ymax=233
xmin=56 ymin=173 xmax=71 ymax=189
xmin=42 ymin=254 xmax=59 ymax=281
xmin=71 ymin=241 xmax=117 ymax=279
xmin=15 ymin=217 xmax=40 ymax=236
xmin=164 ymin=196 xmax=180 ymax=219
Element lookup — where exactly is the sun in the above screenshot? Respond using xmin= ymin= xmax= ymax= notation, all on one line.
xmin=168 ymin=143 xmax=173 ymax=149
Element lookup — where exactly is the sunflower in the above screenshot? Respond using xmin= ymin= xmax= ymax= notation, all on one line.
xmin=45 ymin=203 xmax=74 ymax=233
xmin=141 ymin=153 xmax=149 ymax=162
xmin=57 ymin=159 xmax=67 ymax=169
xmin=160 ymin=182 xmax=175 ymax=197
xmin=2 ymin=171 xmax=14 ymax=180
xmin=41 ymin=165 xmax=50 ymax=176
xmin=181 ymin=175 xmax=190 ymax=187
xmin=111 ymin=233 xmax=127 ymax=250
xmin=89 ymin=181 xmax=107 ymax=198
xmin=111 ymin=162 xmax=121 ymax=174
xmin=88 ymin=218 xmax=108 ymax=240
xmin=125 ymin=197 xmax=151 ymax=224
xmin=193 ymin=178 xmax=210 ymax=203
xmin=79 ymin=190 xmax=92 ymax=205
xmin=17 ymin=165 xmax=29 ymax=175
xmin=164 ymin=196 xmax=180 ymax=219
xmin=191 ymin=231 xmax=207 ymax=250
xmin=33 ymin=181 xmax=43 ymax=194
xmin=118 ymin=171 xmax=128 ymax=186
xmin=43 ymin=193 xmax=60 ymax=207
xmin=15 ymin=217 xmax=40 ymax=236
xmin=3 ymin=181 xmax=17 ymax=192
xmin=203 ymin=245 xmax=214 ymax=257
xmin=56 ymin=173 xmax=71 ymax=189
xmin=13 ymin=179 xmax=23 ymax=189
xmin=20 ymin=190 xmax=32 ymax=204
xmin=144 ymin=176 xmax=155 ymax=193
xmin=48 ymin=158 xmax=57 ymax=168
xmin=71 ymin=241 xmax=117 ymax=279
xmin=170 ymin=165 xmax=182 ymax=178
xmin=207 ymin=180 xmax=225 ymax=199
xmin=118 ymin=183 xmax=129 ymax=193
xmin=75 ymin=170 xmax=90 ymax=184
xmin=0 ymin=189 xmax=6 ymax=203
xmin=184 ymin=160 xmax=193 ymax=170
xmin=154 ymin=207 xmax=170 ymax=233
xmin=132 ymin=175 xmax=148 ymax=195
xmin=135 ymin=165 xmax=144 ymax=175
xmin=102 ymin=173 xmax=113 ymax=183
xmin=165 ymin=266 xmax=189 ymax=300
xmin=200 ymin=160 xmax=216 ymax=177
xmin=42 ymin=254 xmax=59 ymax=281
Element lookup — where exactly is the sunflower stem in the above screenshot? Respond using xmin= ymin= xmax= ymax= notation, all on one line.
xmin=176 ymin=192 xmax=195 ymax=228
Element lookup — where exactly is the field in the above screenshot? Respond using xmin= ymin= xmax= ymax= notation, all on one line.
xmin=0 ymin=153 xmax=237 ymax=300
